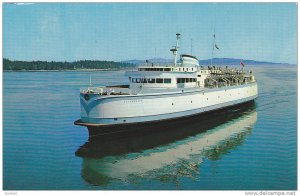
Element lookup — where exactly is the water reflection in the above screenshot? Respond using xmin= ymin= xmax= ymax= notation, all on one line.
xmin=77 ymin=102 xmax=257 ymax=186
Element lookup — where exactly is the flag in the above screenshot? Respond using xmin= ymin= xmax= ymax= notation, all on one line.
xmin=214 ymin=44 xmax=219 ymax=50
xmin=240 ymin=61 xmax=245 ymax=67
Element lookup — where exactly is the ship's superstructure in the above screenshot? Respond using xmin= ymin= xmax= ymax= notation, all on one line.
xmin=76 ymin=34 xmax=258 ymax=128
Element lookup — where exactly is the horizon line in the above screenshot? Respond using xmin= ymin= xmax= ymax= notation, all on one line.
xmin=3 ymin=57 xmax=295 ymax=65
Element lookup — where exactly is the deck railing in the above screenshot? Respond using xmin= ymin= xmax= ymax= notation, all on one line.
xmin=80 ymin=86 xmax=132 ymax=95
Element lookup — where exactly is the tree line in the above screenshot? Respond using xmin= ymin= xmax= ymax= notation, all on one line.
xmin=3 ymin=58 xmax=135 ymax=71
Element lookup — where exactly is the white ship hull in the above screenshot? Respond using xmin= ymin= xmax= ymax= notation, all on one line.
xmin=79 ymin=82 xmax=258 ymax=125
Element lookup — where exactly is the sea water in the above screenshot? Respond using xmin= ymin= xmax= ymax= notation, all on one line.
xmin=3 ymin=65 xmax=297 ymax=190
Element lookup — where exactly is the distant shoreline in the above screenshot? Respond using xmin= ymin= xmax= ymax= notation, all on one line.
xmin=3 ymin=68 xmax=135 ymax=72
xmin=3 ymin=57 xmax=295 ymax=73
xmin=3 ymin=63 xmax=296 ymax=73
xmin=3 ymin=58 xmax=136 ymax=72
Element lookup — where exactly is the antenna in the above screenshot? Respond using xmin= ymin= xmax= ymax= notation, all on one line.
xmin=190 ymin=38 xmax=193 ymax=55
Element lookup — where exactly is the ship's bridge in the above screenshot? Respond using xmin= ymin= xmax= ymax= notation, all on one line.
xmin=179 ymin=54 xmax=199 ymax=67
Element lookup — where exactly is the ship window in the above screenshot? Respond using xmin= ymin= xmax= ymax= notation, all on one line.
xmin=148 ymin=78 xmax=155 ymax=83
xmin=159 ymin=68 xmax=163 ymax=71
xmin=164 ymin=68 xmax=171 ymax=71
xmin=136 ymin=78 xmax=141 ymax=83
xmin=177 ymin=78 xmax=184 ymax=83
xmin=198 ymin=75 xmax=201 ymax=77
xmin=141 ymin=78 xmax=147 ymax=83
xmin=164 ymin=78 xmax=171 ymax=83
xmin=156 ymin=78 xmax=163 ymax=83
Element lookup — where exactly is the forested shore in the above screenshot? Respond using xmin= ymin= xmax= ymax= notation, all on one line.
xmin=3 ymin=58 xmax=135 ymax=71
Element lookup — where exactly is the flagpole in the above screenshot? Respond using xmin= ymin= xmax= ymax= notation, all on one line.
xmin=240 ymin=59 xmax=245 ymax=71
xmin=211 ymin=29 xmax=215 ymax=66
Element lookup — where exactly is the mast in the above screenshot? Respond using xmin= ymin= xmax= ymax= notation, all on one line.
xmin=170 ymin=33 xmax=181 ymax=66
xmin=89 ymin=74 xmax=92 ymax=86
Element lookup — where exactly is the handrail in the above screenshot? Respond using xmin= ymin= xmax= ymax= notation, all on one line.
xmin=80 ymin=86 xmax=132 ymax=95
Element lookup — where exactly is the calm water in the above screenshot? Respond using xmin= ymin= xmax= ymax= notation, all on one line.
xmin=3 ymin=65 xmax=297 ymax=190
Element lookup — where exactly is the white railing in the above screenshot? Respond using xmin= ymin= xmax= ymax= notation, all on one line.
xmin=80 ymin=86 xmax=132 ymax=95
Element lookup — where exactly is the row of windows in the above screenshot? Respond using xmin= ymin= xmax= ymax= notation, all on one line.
xmin=137 ymin=67 xmax=195 ymax=72
xmin=177 ymin=78 xmax=197 ymax=83
xmin=177 ymin=67 xmax=194 ymax=72
xmin=138 ymin=68 xmax=172 ymax=71
xmin=131 ymin=78 xmax=172 ymax=84
xmin=130 ymin=77 xmax=197 ymax=84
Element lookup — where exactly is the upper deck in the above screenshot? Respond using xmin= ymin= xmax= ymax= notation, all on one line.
xmin=79 ymin=33 xmax=256 ymax=97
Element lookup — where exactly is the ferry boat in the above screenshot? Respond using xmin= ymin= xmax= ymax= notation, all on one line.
xmin=75 ymin=33 xmax=258 ymax=135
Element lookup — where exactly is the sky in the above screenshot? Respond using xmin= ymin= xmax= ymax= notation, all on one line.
xmin=3 ymin=3 xmax=298 ymax=64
